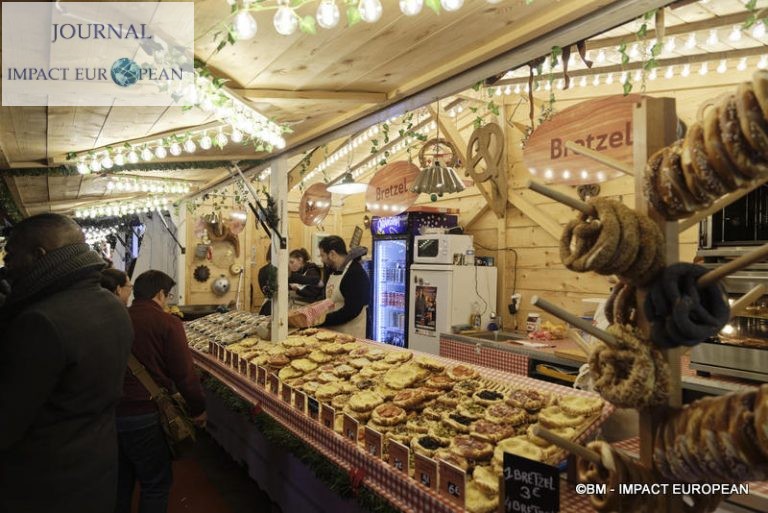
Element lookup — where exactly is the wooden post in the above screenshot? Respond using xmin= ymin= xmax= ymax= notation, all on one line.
xmin=632 ymin=97 xmax=683 ymax=513
xmin=271 ymin=157 xmax=289 ymax=342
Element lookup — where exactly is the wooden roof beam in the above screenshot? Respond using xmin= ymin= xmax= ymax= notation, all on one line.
xmin=231 ymin=88 xmax=388 ymax=103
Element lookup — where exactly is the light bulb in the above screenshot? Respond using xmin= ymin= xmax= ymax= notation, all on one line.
xmin=358 ymin=0 xmax=382 ymax=23
xmin=77 ymin=161 xmax=89 ymax=174
xmin=593 ymin=74 xmax=600 ymax=86
xmin=665 ymin=36 xmax=676 ymax=53
xmin=316 ymin=0 xmax=340 ymax=29
xmin=199 ymin=133 xmax=212 ymax=150
xmin=596 ymin=49 xmax=605 ymax=64
xmin=399 ymin=0 xmax=423 ymax=16
xmin=685 ymin=33 xmax=696 ymax=49
xmin=606 ymin=73 xmax=614 ymax=84
xmin=231 ymin=129 xmax=244 ymax=143
xmin=729 ymin=25 xmax=741 ymax=42
xmin=155 ymin=146 xmax=168 ymax=159
xmin=127 ymin=150 xmax=139 ymax=164
xmin=201 ymin=97 xmax=214 ymax=112
xmin=101 ymin=155 xmax=113 ymax=169
xmin=274 ymin=4 xmax=298 ymax=36
xmin=495 ymin=87 xmax=502 ymax=96
xmin=629 ymin=43 xmax=639 ymax=58
xmin=699 ymin=62 xmax=708 ymax=76
xmin=579 ymin=76 xmax=587 ymax=88
xmin=114 ymin=152 xmax=125 ymax=166
xmin=759 ymin=56 xmax=768 ymax=69
xmin=648 ymin=68 xmax=657 ymax=80
xmin=753 ymin=21 xmax=766 ymax=39
xmin=562 ymin=170 xmax=571 ymax=180
xmin=634 ymin=69 xmax=642 ymax=81
xmin=738 ymin=57 xmax=748 ymax=71
xmin=169 ymin=142 xmax=182 ymax=156
xmin=215 ymin=131 xmax=228 ymax=147
xmin=544 ymin=169 xmax=554 ymax=180
xmin=596 ymin=171 xmax=606 ymax=181
xmin=544 ymin=81 xmax=551 ymax=91
xmin=505 ymin=85 xmax=512 ymax=95
xmin=665 ymin=66 xmax=674 ymax=79
xmin=681 ymin=64 xmax=691 ymax=77
xmin=620 ymin=72 xmax=628 ymax=84
xmin=141 ymin=148 xmax=152 ymax=161
xmin=184 ymin=139 xmax=196 ymax=153
xmin=90 ymin=159 xmax=102 ymax=173
xmin=707 ymin=29 xmax=718 ymax=46
xmin=514 ymin=84 xmax=521 ymax=94
xmin=580 ymin=170 xmax=588 ymax=180
xmin=556 ymin=79 xmax=564 ymax=90
xmin=717 ymin=60 xmax=727 ymax=73
xmin=107 ymin=181 xmax=115 ymax=190
xmin=440 ymin=0 xmax=463 ymax=12
xmin=233 ymin=11 xmax=257 ymax=40
xmin=117 ymin=181 xmax=126 ymax=191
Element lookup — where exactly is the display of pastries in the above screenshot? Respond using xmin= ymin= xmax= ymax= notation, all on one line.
xmin=187 ymin=318 xmax=606 ymax=504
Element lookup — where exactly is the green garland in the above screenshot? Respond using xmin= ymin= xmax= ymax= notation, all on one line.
xmin=0 ymin=178 xmax=23 ymax=223
xmin=202 ymin=376 xmax=402 ymax=513
xmin=1 ymin=158 xmax=266 ymax=177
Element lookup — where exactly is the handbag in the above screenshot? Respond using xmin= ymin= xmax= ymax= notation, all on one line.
xmin=126 ymin=354 xmax=197 ymax=459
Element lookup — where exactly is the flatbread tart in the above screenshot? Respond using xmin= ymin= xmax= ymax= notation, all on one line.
xmin=465 ymin=481 xmax=498 ymax=513
xmin=392 ymin=389 xmax=428 ymax=409
xmin=470 ymin=419 xmax=517 ymax=443
xmin=278 ymin=366 xmax=303 ymax=381
xmin=315 ymin=331 xmax=337 ymax=341
xmin=384 ymin=351 xmax=413 ymax=364
xmin=485 ymin=403 xmax=527 ymax=426
xmin=450 ymin=435 xmax=493 ymax=461
xmin=383 ymin=365 xmax=421 ymax=390
xmin=472 ymin=389 xmax=506 ymax=406
xmin=371 ymin=403 xmax=407 ymax=426
xmin=447 ymin=364 xmax=479 ymax=381
xmin=493 ymin=436 xmax=545 ymax=464
xmin=472 ymin=465 xmax=500 ymax=496
xmin=558 ymin=394 xmax=604 ymax=416
xmin=411 ymin=435 xmax=448 ymax=457
xmin=538 ymin=405 xmax=585 ymax=428
xmin=348 ymin=390 xmax=384 ymax=412
xmin=308 ymin=350 xmax=332 ymax=363
xmin=290 ymin=358 xmax=318 ymax=373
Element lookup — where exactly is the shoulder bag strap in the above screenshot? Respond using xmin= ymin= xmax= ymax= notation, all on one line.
xmin=127 ymin=354 xmax=164 ymax=399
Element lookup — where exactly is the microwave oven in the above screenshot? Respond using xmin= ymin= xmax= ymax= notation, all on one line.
xmin=700 ymin=184 xmax=768 ymax=248
xmin=413 ymin=234 xmax=474 ymax=264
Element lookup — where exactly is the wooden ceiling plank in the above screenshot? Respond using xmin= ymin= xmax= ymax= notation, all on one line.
xmin=231 ymin=88 xmax=387 ymax=103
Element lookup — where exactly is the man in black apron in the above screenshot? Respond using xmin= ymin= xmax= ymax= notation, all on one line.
xmin=318 ymin=235 xmax=370 ymax=338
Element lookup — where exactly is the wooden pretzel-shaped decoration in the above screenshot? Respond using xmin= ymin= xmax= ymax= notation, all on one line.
xmin=466 ymin=123 xmax=504 ymax=183
xmin=418 ymin=138 xmax=461 ymax=169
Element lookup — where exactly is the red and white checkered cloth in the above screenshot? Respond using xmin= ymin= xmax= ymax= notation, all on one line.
xmin=291 ymin=299 xmax=335 ymax=327
xmin=193 ymin=333 xmax=615 ymax=513
xmin=440 ymin=338 xmax=530 ymax=376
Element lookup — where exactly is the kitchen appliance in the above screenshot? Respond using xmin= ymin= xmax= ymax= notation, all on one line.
xmin=689 ymin=247 xmax=768 ymax=382
xmin=699 ymin=184 xmax=768 ymax=248
xmin=413 ymin=234 xmax=474 ymax=264
xmin=369 ymin=210 xmax=458 ymax=347
xmin=408 ymin=264 xmax=497 ymax=355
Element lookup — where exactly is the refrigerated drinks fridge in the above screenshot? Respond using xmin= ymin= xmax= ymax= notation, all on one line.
xmin=369 ymin=210 xmax=458 ymax=347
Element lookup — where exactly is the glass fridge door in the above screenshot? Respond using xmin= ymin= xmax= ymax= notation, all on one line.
xmin=373 ymin=237 xmax=408 ymax=347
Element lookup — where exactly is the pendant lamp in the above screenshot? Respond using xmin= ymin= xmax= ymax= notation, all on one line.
xmin=411 ymin=137 xmax=465 ymax=195
xmin=327 ymin=171 xmax=368 ymax=195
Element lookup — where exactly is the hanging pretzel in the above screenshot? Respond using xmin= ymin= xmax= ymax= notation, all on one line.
xmin=466 ymin=123 xmax=504 ymax=183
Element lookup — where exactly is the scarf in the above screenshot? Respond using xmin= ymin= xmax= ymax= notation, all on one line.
xmin=3 ymin=243 xmax=106 ymax=316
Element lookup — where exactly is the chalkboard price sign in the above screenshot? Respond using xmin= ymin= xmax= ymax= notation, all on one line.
xmin=307 ymin=397 xmax=320 ymax=421
xmin=257 ymin=366 xmax=267 ymax=387
xmin=364 ymin=427 xmax=383 ymax=458
xmin=502 ymin=453 xmax=559 ymax=513
xmin=388 ymin=440 xmax=409 ymax=475
xmin=294 ymin=391 xmax=306 ymax=414
xmin=281 ymin=383 xmax=292 ymax=404
xmin=414 ymin=454 xmax=437 ymax=490
xmin=268 ymin=373 xmax=279 ymax=395
xmin=248 ymin=363 xmax=257 ymax=381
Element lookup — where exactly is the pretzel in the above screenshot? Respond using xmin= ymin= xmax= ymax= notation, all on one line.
xmin=719 ymin=94 xmax=768 ymax=179
xmin=560 ymin=198 xmax=621 ymax=273
xmin=645 ymin=263 xmax=730 ymax=348
xmin=602 ymin=201 xmax=640 ymax=275
xmin=703 ymin=104 xmax=748 ymax=190
xmin=682 ymin=121 xmax=728 ymax=198
xmin=736 ymin=83 xmax=768 ymax=162
xmin=620 ymin=214 xmax=665 ymax=285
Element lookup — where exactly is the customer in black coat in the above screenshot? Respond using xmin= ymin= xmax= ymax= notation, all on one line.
xmin=0 ymin=214 xmax=133 ymax=513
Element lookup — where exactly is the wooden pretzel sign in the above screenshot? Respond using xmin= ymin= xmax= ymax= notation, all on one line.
xmin=466 ymin=122 xmax=507 ymax=217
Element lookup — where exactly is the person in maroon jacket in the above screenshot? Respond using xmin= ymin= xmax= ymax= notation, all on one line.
xmin=115 ymin=270 xmax=206 ymax=513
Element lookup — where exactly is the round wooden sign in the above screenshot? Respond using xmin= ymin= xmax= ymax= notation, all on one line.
xmin=365 ymin=161 xmax=420 ymax=217
xmin=299 ymin=183 xmax=332 ymax=226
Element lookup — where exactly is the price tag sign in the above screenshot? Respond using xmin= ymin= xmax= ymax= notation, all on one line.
xmin=343 ymin=414 xmax=359 ymax=443
xmin=215 ymin=344 xmax=223 ymax=361
xmin=388 ymin=441 xmax=409 ymax=475
xmin=294 ymin=391 xmax=307 ymax=414
xmin=502 ymin=453 xmax=559 ymax=513
xmin=208 ymin=341 xmax=214 ymax=355
xmin=268 ymin=373 xmax=280 ymax=395
xmin=224 ymin=350 xmax=232 ymax=366
xmin=415 ymin=453 xmax=438 ymax=490
xmin=281 ymin=383 xmax=293 ymax=404
xmin=257 ymin=366 xmax=267 ymax=388
xmin=364 ymin=427 xmax=383 ymax=458
xmin=231 ymin=353 xmax=240 ymax=369
xmin=239 ymin=359 xmax=248 ymax=375
xmin=307 ymin=397 xmax=320 ymax=421
xmin=438 ymin=460 xmax=466 ymax=507
xmin=321 ymin=404 xmax=335 ymax=430
xmin=248 ymin=363 xmax=257 ymax=381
